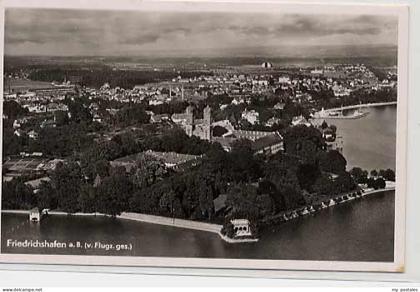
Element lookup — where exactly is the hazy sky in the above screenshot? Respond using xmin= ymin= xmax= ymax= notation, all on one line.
xmin=4 ymin=8 xmax=398 ymax=57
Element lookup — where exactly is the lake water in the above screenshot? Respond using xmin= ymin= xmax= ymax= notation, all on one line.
xmin=1 ymin=105 xmax=397 ymax=262
xmin=327 ymin=105 xmax=397 ymax=170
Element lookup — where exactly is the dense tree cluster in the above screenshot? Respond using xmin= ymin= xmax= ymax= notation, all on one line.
xmin=366 ymin=177 xmax=386 ymax=190
xmin=350 ymin=167 xmax=395 ymax=184
xmin=283 ymin=125 xmax=325 ymax=164
xmin=147 ymin=101 xmax=189 ymax=116
xmin=3 ymin=101 xmax=28 ymax=119
xmin=114 ymin=104 xmax=150 ymax=127
xmin=1 ymin=178 xmax=34 ymax=210
xmin=3 ymin=123 xmax=366 ymax=225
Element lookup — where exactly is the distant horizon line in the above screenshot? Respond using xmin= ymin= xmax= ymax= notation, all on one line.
xmin=3 ymin=44 xmax=397 ymax=59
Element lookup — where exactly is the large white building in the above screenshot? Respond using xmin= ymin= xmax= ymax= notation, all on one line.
xmin=241 ymin=109 xmax=259 ymax=125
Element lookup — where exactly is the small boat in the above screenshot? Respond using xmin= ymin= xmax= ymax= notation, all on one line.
xmin=348 ymin=109 xmax=369 ymax=119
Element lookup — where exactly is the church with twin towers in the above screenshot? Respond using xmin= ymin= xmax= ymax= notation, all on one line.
xmin=184 ymin=105 xmax=212 ymax=141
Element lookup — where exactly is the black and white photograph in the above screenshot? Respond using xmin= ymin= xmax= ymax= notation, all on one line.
xmin=0 ymin=1 xmax=409 ymax=272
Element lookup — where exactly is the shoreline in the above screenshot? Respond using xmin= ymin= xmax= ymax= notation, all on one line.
xmin=2 ymin=187 xmax=394 ymax=244
xmin=260 ymin=186 xmax=395 ymax=226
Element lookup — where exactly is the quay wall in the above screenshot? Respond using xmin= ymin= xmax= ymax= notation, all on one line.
xmin=118 ymin=212 xmax=222 ymax=234
xmin=1 ymin=209 xmax=222 ymax=234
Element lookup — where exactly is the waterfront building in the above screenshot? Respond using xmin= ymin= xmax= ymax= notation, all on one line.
xmin=29 ymin=208 xmax=41 ymax=222
xmin=231 ymin=219 xmax=252 ymax=237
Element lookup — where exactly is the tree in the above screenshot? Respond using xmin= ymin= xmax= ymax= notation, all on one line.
xmin=296 ymin=163 xmax=321 ymax=191
xmin=115 ymin=104 xmax=150 ymax=126
xmin=256 ymin=194 xmax=275 ymax=218
xmin=131 ymin=155 xmax=169 ymax=188
xmin=367 ymin=177 xmax=386 ymax=190
xmin=67 ymin=99 xmax=92 ymax=124
xmin=383 ymin=169 xmax=396 ymax=181
xmin=225 ymin=183 xmax=259 ymax=219
xmin=181 ymin=175 xmax=200 ymax=219
xmin=313 ymin=174 xmax=335 ymax=197
xmin=159 ymin=190 xmax=184 ymax=218
xmin=52 ymin=162 xmax=83 ymax=213
xmin=112 ymin=132 xmax=140 ymax=156
xmin=277 ymin=184 xmax=304 ymax=211
xmin=260 ymin=180 xmax=286 ymax=212
xmin=263 ymin=154 xmax=305 ymax=210
xmin=36 ymin=181 xmax=58 ymax=211
xmin=212 ymin=125 xmax=228 ymax=137
xmin=317 ymin=150 xmax=347 ymax=174
xmin=228 ymin=139 xmax=262 ymax=182
xmin=283 ymin=125 xmax=324 ymax=163
xmin=78 ymin=184 xmax=97 ymax=213
xmin=370 ymin=169 xmax=378 ymax=177
xmin=378 ymin=169 xmax=387 ymax=178
xmin=350 ymin=167 xmax=368 ymax=184
xmin=366 ymin=177 xmax=377 ymax=189
xmin=333 ymin=172 xmax=356 ymax=194
xmin=2 ymin=178 xmax=34 ymax=209
xmin=96 ymin=172 xmax=133 ymax=216
xmin=197 ymin=175 xmax=216 ymax=220
xmin=375 ymin=177 xmax=386 ymax=189
xmin=54 ymin=111 xmax=70 ymax=126
xmin=3 ymin=100 xmax=28 ymax=119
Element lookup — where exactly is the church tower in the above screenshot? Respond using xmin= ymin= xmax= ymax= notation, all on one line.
xmin=185 ymin=105 xmax=194 ymax=137
xmin=203 ymin=105 xmax=212 ymax=141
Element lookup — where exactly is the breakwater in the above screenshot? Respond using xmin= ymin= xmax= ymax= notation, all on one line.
xmin=319 ymin=101 xmax=397 ymax=113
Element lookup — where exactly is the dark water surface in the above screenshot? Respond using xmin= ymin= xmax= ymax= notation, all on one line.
xmin=0 ymin=191 xmax=395 ymax=261
xmin=1 ymin=105 xmax=397 ymax=261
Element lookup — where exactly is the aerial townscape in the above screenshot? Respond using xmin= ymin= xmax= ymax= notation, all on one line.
xmin=2 ymin=56 xmax=397 ymax=242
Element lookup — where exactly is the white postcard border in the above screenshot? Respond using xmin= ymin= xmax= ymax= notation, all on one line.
xmin=0 ymin=0 xmax=410 ymax=273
